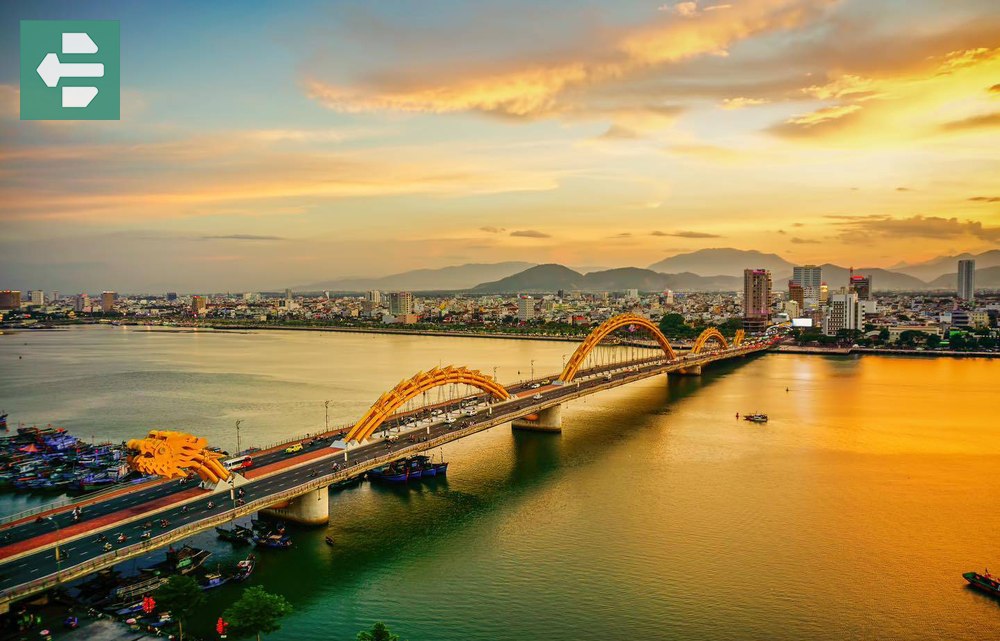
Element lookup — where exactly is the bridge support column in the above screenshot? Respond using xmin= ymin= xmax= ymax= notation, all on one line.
xmin=512 ymin=404 xmax=562 ymax=432
xmin=677 ymin=365 xmax=702 ymax=376
xmin=261 ymin=486 xmax=329 ymax=526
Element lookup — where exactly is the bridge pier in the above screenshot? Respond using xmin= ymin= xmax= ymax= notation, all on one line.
xmin=677 ymin=365 xmax=702 ymax=376
xmin=260 ymin=486 xmax=329 ymax=525
xmin=512 ymin=404 xmax=563 ymax=432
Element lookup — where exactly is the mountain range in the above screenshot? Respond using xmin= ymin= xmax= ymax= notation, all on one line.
xmin=296 ymin=249 xmax=1000 ymax=293
xmin=297 ymin=262 xmax=534 ymax=292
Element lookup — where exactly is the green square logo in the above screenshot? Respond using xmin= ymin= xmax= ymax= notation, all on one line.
xmin=20 ymin=20 xmax=120 ymax=120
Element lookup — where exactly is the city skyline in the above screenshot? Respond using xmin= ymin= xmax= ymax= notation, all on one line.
xmin=1 ymin=0 xmax=999 ymax=291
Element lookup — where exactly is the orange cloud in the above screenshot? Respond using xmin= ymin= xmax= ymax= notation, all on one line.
xmin=771 ymin=46 xmax=1000 ymax=143
xmin=307 ymin=0 xmax=833 ymax=118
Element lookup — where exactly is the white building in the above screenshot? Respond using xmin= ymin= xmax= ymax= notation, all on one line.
xmin=518 ymin=295 xmax=534 ymax=322
xmin=823 ymin=292 xmax=862 ymax=336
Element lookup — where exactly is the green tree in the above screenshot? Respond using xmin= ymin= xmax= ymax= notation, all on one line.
xmin=153 ymin=575 xmax=205 ymax=641
xmin=223 ymin=586 xmax=293 ymax=641
xmin=357 ymin=622 xmax=399 ymax=641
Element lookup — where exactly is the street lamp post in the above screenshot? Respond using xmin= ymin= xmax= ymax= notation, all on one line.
xmin=530 ymin=359 xmax=535 ymax=382
xmin=235 ymin=420 xmax=242 ymax=455
xmin=324 ymin=400 xmax=330 ymax=433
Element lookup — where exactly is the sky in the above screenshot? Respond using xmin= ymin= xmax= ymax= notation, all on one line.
xmin=1 ymin=0 xmax=998 ymax=293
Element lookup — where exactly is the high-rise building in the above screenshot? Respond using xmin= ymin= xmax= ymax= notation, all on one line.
xmin=819 ymin=283 xmax=829 ymax=305
xmin=788 ymin=281 xmax=804 ymax=308
xmin=743 ymin=269 xmax=771 ymax=332
xmin=388 ymin=292 xmax=413 ymax=316
xmin=849 ymin=274 xmax=872 ymax=300
xmin=625 ymin=288 xmax=639 ymax=300
xmin=518 ymin=295 xmax=535 ymax=322
xmin=51 ymin=291 xmax=59 ymax=302
xmin=74 ymin=294 xmax=90 ymax=312
xmin=191 ymin=296 xmax=207 ymax=316
xmin=958 ymin=259 xmax=975 ymax=301
xmin=0 ymin=290 xmax=21 ymax=310
xmin=101 ymin=291 xmax=117 ymax=313
xmin=823 ymin=292 xmax=861 ymax=336
xmin=366 ymin=290 xmax=382 ymax=305
xmin=792 ymin=265 xmax=822 ymax=300
xmin=166 ymin=292 xmax=178 ymax=301
xmin=29 ymin=290 xmax=44 ymax=306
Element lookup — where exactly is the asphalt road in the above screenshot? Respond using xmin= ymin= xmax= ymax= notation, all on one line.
xmin=0 ymin=343 xmax=770 ymax=597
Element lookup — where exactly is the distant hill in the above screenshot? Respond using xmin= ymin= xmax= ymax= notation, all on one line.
xmin=297 ymin=262 xmax=535 ymax=292
xmin=649 ymin=248 xmax=794 ymax=278
xmin=472 ymin=264 xmax=584 ymax=292
xmin=894 ymin=250 xmax=1000 ymax=282
xmin=810 ymin=264 xmax=929 ymax=291
xmin=927 ymin=265 xmax=1000 ymax=290
xmin=472 ymin=264 xmax=742 ymax=292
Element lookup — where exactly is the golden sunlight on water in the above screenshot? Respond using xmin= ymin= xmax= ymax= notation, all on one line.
xmin=0 ymin=327 xmax=997 ymax=640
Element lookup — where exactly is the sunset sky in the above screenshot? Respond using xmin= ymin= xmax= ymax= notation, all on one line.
xmin=1 ymin=0 xmax=998 ymax=292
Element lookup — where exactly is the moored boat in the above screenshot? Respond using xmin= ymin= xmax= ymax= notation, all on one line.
xmin=743 ymin=412 xmax=768 ymax=423
xmin=216 ymin=524 xmax=255 ymax=545
xmin=233 ymin=554 xmax=255 ymax=581
xmin=199 ymin=571 xmax=229 ymax=590
xmin=368 ymin=465 xmax=409 ymax=483
xmin=963 ymin=569 xmax=1000 ymax=597
xmin=140 ymin=545 xmax=211 ymax=576
xmin=255 ymin=532 xmax=293 ymax=549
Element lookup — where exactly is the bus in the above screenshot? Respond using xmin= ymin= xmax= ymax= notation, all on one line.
xmin=223 ymin=455 xmax=254 ymax=471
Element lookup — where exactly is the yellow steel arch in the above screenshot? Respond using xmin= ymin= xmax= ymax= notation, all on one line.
xmin=559 ymin=314 xmax=677 ymax=383
xmin=346 ymin=366 xmax=511 ymax=443
xmin=733 ymin=329 xmax=746 ymax=346
xmin=691 ymin=327 xmax=729 ymax=354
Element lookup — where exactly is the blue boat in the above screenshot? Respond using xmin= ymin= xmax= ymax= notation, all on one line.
xmin=199 ymin=571 xmax=229 ymax=590
xmin=368 ymin=464 xmax=409 ymax=483
xmin=411 ymin=455 xmax=436 ymax=477
xmin=254 ymin=532 xmax=292 ymax=549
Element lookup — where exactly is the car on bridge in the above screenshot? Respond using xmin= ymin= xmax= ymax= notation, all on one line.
xmin=284 ymin=443 xmax=303 ymax=454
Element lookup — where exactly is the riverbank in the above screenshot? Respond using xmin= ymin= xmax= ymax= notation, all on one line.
xmin=774 ymin=344 xmax=1000 ymax=358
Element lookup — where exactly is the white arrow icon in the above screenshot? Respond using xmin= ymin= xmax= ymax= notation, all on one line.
xmin=36 ymin=53 xmax=104 ymax=88
xmin=35 ymin=32 xmax=104 ymax=109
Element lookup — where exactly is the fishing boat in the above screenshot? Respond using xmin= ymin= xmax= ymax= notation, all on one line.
xmin=963 ymin=569 xmax=1000 ymax=597
xmin=367 ymin=464 xmax=409 ymax=483
xmin=233 ymin=554 xmax=255 ymax=581
xmin=198 ymin=571 xmax=229 ymax=591
xmin=743 ymin=412 xmax=769 ymax=423
xmin=255 ymin=532 xmax=293 ymax=549
xmin=216 ymin=524 xmax=255 ymax=545
xmin=411 ymin=455 xmax=435 ymax=478
xmin=140 ymin=545 xmax=211 ymax=576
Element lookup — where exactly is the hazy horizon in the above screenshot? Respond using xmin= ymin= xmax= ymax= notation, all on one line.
xmin=2 ymin=0 xmax=998 ymax=292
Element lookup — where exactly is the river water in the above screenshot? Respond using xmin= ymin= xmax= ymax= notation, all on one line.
xmin=1 ymin=326 xmax=998 ymax=640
